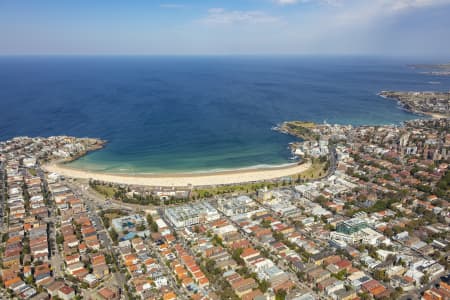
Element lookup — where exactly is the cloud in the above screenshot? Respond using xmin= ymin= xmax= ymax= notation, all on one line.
xmin=273 ymin=0 xmax=341 ymax=5
xmin=274 ymin=0 xmax=450 ymax=10
xmin=275 ymin=0 xmax=301 ymax=5
xmin=160 ymin=4 xmax=185 ymax=9
xmin=382 ymin=0 xmax=450 ymax=12
xmin=319 ymin=0 xmax=450 ymax=27
xmin=201 ymin=8 xmax=279 ymax=24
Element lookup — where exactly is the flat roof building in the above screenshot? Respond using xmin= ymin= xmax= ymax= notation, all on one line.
xmin=165 ymin=202 xmax=220 ymax=229
xmin=336 ymin=218 xmax=368 ymax=235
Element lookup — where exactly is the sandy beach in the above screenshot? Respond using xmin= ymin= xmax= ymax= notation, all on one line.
xmin=43 ymin=161 xmax=312 ymax=187
xmin=427 ymin=112 xmax=450 ymax=119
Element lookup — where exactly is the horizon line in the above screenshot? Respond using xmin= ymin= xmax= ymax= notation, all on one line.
xmin=0 ymin=53 xmax=448 ymax=60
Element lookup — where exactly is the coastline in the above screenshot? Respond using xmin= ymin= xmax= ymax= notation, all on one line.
xmin=378 ymin=91 xmax=450 ymax=119
xmin=43 ymin=160 xmax=312 ymax=187
xmin=424 ymin=112 xmax=449 ymax=119
xmin=63 ymin=161 xmax=299 ymax=175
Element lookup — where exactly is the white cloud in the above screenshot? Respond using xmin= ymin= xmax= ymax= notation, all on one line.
xmin=274 ymin=0 xmax=450 ymax=9
xmin=273 ymin=0 xmax=341 ymax=5
xmin=320 ymin=0 xmax=450 ymax=27
xmin=160 ymin=4 xmax=185 ymax=9
xmin=382 ymin=0 xmax=450 ymax=11
xmin=275 ymin=0 xmax=301 ymax=5
xmin=202 ymin=8 xmax=279 ymax=24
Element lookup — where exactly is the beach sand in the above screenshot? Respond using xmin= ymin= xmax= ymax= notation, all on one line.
xmin=428 ymin=112 xmax=449 ymax=119
xmin=43 ymin=161 xmax=312 ymax=187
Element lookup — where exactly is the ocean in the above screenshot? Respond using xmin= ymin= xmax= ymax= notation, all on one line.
xmin=0 ymin=56 xmax=449 ymax=173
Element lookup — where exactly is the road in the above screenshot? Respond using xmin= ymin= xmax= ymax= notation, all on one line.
xmin=66 ymin=181 xmax=128 ymax=298
xmin=146 ymin=238 xmax=189 ymax=300
xmin=308 ymin=145 xmax=337 ymax=183
xmin=48 ymin=212 xmax=64 ymax=279
xmin=328 ymin=146 xmax=338 ymax=178
xmin=36 ymin=165 xmax=65 ymax=279
xmin=0 ymin=162 xmax=5 ymax=232
xmin=0 ymin=167 xmax=6 ymax=300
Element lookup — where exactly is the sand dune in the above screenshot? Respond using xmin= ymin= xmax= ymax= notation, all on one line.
xmin=43 ymin=161 xmax=311 ymax=187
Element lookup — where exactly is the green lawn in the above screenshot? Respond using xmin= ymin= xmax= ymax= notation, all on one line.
xmin=92 ymin=184 xmax=117 ymax=198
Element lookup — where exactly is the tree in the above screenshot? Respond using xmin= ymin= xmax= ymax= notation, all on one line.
xmin=259 ymin=279 xmax=270 ymax=293
xmin=273 ymin=231 xmax=284 ymax=242
xmin=80 ymin=282 xmax=89 ymax=289
xmin=261 ymin=219 xmax=271 ymax=228
xmin=2 ymin=233 xmax=9 ymax=243
xmin=205 ymin=259 xmax=216 ymax=275
xmin=109 ymin=228 xmax=119 ymax=243
xmin=358 ymin=292 xmax=370 ymax=300
xmin=56 ymin=233 xmax=64 ymax=245
xmin=150 ymin=222 xmax=158 ymax=233
xmin=212 ymin=235 xmax=223 ymax=246
xmin=421 ymin=273 xmax=429 ymax=285
xmin=101 ymin=213 xmax=111 ymax=228
xmin=146 ymin=214 xmax=154 ymax=226
xmin=232 ymin=248 xmax=244 ymax=265
xmin=275 ymin=289 xmax=287 ymax=300
xmin=24 ymin=275 xmax=34 ymax=285
xmin=314 ymin=195 xmax=328 ymax=206
xmin=105 ymin=253 xmax=113 ymax=265
xmin=296 ymin=271 xmax=306 ymax=281
xmin=373 ymin=269 xmax=387 ymax=281
xmin=333 ymin=269 xmax=348 ymax=280
xmin=391 ymin=287 xmax=403 ymax=299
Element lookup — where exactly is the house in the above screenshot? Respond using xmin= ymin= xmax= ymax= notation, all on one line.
xmin=93 ymin=264 xmax=110 ymax=279
xmin=240 ymin=248 xmax=261 ymax=264
xmin=332 ymin=289 xmax=357 ymax=300
xmin=43 ymin=280 xmax=65 ymax=298
xmin=231 ymin=278 xmax=258 ymax=297
xmin=84 ymin=274 xmax=98 ymax=288
xmin=198 ymin=277 xmax=210 ymax=288
xmin=65 ymin=254 xmax=80 ymax=265
xmin=163 ymin=292 xmax=177 ymax=300
xmin=66 ymin=262 xmax=84 ymax=275
xmin=307 ymin=267 xmax=331 ymax=283
xmin=423 ymin=287 xmax=450 ymax=300
xmin=362 ymin=279 xmax=388 ymax=298
xmin=94 ymin=287 xmax=119 ymax=300
xmin=58 ymin=285 xmax=75 ymax=300
xmin=241 ymin=289 xmax=263 ymax=300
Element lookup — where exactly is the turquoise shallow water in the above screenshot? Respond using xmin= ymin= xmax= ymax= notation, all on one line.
xmin=0 ymin=56 xmax=448 ymax=173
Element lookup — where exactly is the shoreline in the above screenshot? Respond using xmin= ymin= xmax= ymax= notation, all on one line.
xmin=378 ymin=91 xmax=450 ymax=120
xmin=43 ymin=160 xmax=312 ymax=187
xmin=62 ymin=160 xmax=300 ymax=175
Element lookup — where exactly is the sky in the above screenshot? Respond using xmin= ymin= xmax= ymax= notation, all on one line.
xmin=1 ymin=0 xmax=450 ymax=57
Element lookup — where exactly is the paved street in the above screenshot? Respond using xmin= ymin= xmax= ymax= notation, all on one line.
xmin=0 ymin=162 xmax=6 ymax=232
xmin=67 ymin=181 xmax=128 ymax=297
xmin=146 ymin=238 xmax=189 ymax=299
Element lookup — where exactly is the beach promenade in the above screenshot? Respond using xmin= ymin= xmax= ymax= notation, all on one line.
xmin=43 ymin=161 xmax=311 ymax=187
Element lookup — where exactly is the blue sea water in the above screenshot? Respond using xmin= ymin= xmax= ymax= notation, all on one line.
xmin=0 ymin=56 xmax=449 ymax=173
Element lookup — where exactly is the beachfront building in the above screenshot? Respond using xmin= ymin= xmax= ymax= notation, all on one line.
xmin=164 ymin=202 xmax=220 ymax=228
xmin=217 ymin=195 xmax=257 ymax=217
